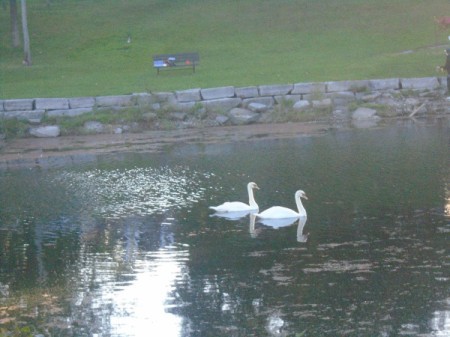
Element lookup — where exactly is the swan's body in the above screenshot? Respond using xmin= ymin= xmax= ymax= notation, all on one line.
xmin=256 ymin=190 xmax=307 ymax=219
xmin=210 ymin=182 xmax=259 ymax=213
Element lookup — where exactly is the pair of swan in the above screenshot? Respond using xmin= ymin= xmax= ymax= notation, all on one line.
xmin=209 ymin=182 xmax=308 ymax=219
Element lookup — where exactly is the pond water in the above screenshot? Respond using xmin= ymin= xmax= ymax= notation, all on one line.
xmin=0 ymin=119 xmax=449 ymax=337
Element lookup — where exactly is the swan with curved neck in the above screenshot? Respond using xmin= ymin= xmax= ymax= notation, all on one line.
xmin=210 ymin=182 xmax=259 ymax=213
xmin=256 ymin=190 xmax=307 ymax=219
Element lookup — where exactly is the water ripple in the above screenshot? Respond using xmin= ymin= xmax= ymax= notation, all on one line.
xmin=56 ymin=166 xmax=213 ymax=219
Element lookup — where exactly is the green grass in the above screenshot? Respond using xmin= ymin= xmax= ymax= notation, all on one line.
xmin=1 ymin=0 xmax=449 ymax=99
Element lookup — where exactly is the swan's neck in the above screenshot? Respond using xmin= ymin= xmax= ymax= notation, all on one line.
xmin=295 ymin=198 xmax=306 ymax=216
xmin=248 ymin=186 xmax=257 ymax=208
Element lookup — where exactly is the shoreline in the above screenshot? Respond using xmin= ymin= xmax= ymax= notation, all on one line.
xmin=1 ymin=115 xmax=449 ymax=170
xmin=0 ymin=121 xmax=332 ymax=170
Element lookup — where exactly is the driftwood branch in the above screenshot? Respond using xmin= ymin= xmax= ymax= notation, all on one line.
xmin=409 ymin=102 xmax=426 ymax=118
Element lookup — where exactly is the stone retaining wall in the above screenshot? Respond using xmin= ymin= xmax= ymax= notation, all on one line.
xmin=1 ymin=77 xmax=449 ymax=136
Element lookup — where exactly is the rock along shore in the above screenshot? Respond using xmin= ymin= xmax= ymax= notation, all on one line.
xmin=1 ymin=77 xmax=450 ymax=169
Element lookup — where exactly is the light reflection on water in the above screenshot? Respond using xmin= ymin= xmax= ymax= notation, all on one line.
xmin=70 ymin=217 xmax=192 ymax=337
xmin=0 ymin=120 xmax=449 ymax=336
xmin=56 ymin=166 xmax=213 ymax=219
xmin=102 ymin=246 xmax=189 ymax=337
xmin=55 ymin=165 xmax=212 ymax=336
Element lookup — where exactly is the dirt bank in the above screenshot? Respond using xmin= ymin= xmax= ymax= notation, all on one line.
xmin=0 ymin=122 xmax=333 ymax=169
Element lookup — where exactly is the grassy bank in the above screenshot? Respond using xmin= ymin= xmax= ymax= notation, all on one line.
xmin=1 ymin=0 xmax=449 ymax=99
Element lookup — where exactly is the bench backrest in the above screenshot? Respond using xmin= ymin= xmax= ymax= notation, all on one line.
xmin=153 ymin=52 xmax=199 ymax=67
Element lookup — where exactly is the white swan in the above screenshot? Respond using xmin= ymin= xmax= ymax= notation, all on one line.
xmin=209 ymin=182 xmax=260 ymax=213
xmin=256 ymin=190 xmax=307 ymax=219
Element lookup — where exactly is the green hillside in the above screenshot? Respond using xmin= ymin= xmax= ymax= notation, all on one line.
xmin=1 ymin=0 xmax=449 ymax=98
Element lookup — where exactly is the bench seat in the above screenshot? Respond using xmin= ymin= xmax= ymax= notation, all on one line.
xmin=153 ymin=52 xmax=199 ymax=74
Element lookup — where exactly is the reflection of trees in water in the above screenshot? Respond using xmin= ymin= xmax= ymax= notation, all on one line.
xmin=172 ymin=207 xmax=449 ymax=336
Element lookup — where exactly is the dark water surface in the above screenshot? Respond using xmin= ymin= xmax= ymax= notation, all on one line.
xmin=0 ymin=120 xmax=449 ymax=336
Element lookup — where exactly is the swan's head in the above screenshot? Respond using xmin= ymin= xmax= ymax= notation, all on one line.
xmin=295 ymin=190 xmax=308 ymax=200
xmin=248 ymin=182 xmax=260 ymax=190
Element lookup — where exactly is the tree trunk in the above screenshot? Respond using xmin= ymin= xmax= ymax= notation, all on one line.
xmin=10 ymin=0 xmax=20 ymax=48
xmin=20 ymin=0 xmax=31 ymax=65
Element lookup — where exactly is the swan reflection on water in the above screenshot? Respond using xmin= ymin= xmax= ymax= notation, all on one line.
xmin=210 ymin=209 xmax=258 ymax=220
xmin=249 ymin=214 xmax=309 ymax=242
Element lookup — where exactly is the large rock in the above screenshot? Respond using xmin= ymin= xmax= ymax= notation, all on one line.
xmin=133 ymin=93 xmax=157 ymax=107
xmin=153 ymin=92 xmax=177 ymax=105
xmin=35 ymin=98 xmax=69 ymax=110
xmin=96 ymin=95 xmax=134 ymax=107
xmin=248 ymin=102 xmax=268 ymax=113
xmin=370 ymin=78 xmax=400 ymax=91
xmin=327 ymin=80 xmax=370 ymax=93
xmin=171 ymin=101 xmax=197 ymax=112
xmin=330 ymin=92 xmax=356 ymax=108
xmin=228 ymin=108 xmax=259 ymax=125
xmin=4 ymin=99 xmax=34 ymax=111
xmin=259 ymin=84 xmax=293 ymax=96
xmin=203 ymin=98 xmax=241 ymax=112
xmin=274 ymin=95 xmax=301 ymax=104
xmin=400 ymin=77 xmax=440 ymax=90
xmin=235 ymin=86 xmax=259 ymax=98
xmin=4 ymin=110 xmax=45 ymax=122
xmin=201 ymin=86 xmax=235 ymax=100
xmin=47 ymin=108 xmax=92 ymax=118
xmin=243 ymin=97 xmax=274 ymax=108
xmin=352 ymin=107 xmax=380 ymax=128
xmin=292 ymin=82 xmax=326 ymax=95
xmin=293 ymin=100 xmax=311 ymax=111
xmin=176 ymin=89 xmax=201 ymax=102
xmin=352 ymin=107 xmax=379 ymax=120
xmin=69 ymin=97 xmax=95 ymax=109
xmin=29 ymin=125 xmax=60 ymax=138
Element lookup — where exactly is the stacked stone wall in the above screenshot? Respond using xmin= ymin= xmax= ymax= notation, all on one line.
xmin=1 ymin=77 xmax=448 ymax=137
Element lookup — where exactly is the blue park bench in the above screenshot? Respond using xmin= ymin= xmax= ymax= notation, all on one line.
xmin=153 ymin=52 xmax=199 ymax=74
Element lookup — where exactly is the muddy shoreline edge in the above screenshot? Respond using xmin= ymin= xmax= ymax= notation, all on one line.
xmin=1 ymin=115 xmax=448 ymax=170
xmin=0 ymin=122 xmax=333 ymax=170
